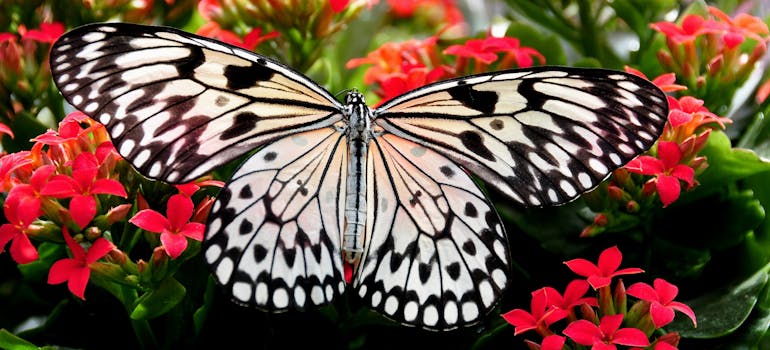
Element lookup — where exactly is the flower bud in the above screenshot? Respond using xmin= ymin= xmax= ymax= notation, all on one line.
xmin=614 ymin=279 xmax=627 ymax=315
xmin=84 ymin=226 xmax=102 ymax=240
xmin=579 ymin=302 xmax=598 ymax=324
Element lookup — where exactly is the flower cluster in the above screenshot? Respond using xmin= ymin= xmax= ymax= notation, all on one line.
xmin=503 ymin=246 xmax=696 ymax=350
xmin=0 ymin=110 xmax=219 ymax=300
xmin=651 ymin=6 xmax=769 ymax=110
xmin=347 ymin=33 xmax=545 ymax=102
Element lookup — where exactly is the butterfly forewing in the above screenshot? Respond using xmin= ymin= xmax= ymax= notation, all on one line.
xmin=374 ymin=67 xmax=668 ymax=207
xmin=50 ymin=23 xmax=343 ymax=183
xmin=205 ymin=127 xmax=348 ymax=310
xmin=355 ymin=134 xmax=509 ymax=330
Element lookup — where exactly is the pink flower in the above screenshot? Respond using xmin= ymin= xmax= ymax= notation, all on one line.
xmin=625 ymin=141 xmax=695 ymax=207
xmin=129 ymin=194 xmax=205 ymax=259
xmin=0 ymin=193 xmax=41 ymax=264
xmin=627 ymin=279 xmax=697 ymax=328
xmin=564 ymin=314 xmax=650 ymax=349
xmin=502 ymin=288 xmax=568 ymax=335
xmin=47 ymin=228 xmax=114 ymax=299
xmin=564 ymin=246 xmax=644 ymax=290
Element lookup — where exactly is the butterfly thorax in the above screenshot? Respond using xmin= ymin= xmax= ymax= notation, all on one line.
xmin=343 ymin=90 xmax=373 ymax=263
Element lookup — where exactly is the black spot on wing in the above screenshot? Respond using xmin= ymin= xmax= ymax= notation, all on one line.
xmin=447 ymin=83 xmax=497 ymax=115
xmin=458 ymin=131 xmax=495 ymax=161
xmin=224 ymin=60 xmax=274 ymax=90
xmin=221 ymin=112 xmax=259 ymax=140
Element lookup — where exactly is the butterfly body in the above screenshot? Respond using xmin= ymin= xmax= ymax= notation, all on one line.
xmin=342 ymin=90 xmax=372 ymax=262
xmin=50 ymin=22 xmax=669 ymax=330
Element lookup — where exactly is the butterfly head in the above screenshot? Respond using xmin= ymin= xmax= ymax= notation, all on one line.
xmin=344 ymin=89 xmax=366 ymax=106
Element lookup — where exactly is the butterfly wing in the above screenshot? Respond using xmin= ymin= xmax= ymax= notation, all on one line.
xmin=374 ymin=67 xmax=669 ymax=207
xmin=204 ymin=127 xmax=348 ymax=310
xmin=354 ymin=134 xmax=509 ymax=330
xmin=50 ymin=23 xmax=343 ymax=183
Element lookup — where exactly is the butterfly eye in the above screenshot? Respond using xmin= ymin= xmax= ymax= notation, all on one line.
xmin=49 ymin=22 xmax=667 ymax=331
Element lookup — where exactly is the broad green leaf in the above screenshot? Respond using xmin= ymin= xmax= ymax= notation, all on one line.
xmin=131 ymin=277 xmax=186 ymax=320
xmin=670 ymin=264 xmax=769 ymax=338
xmin=0 ymin=329 xmax=38 ymax=350
xmin=697 ymin=131 xmax=770 ymax=190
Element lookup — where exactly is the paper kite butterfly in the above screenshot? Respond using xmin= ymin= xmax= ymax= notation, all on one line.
xmin=49 ymin=23 xmax=668 ymax=330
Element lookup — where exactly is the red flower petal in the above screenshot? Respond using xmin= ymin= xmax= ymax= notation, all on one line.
xmin=67 ymin=266 xmax=90 ymax=299
xmin=130 ymin=209 xmax=170 ymax=233
xmin=501 ymin=309 xmax=537 ymax=335
xmin=597 ymin=246 xmax=623 ymax=276
xmin=540 ymin=335 xmax=566 ymax=350
xmin=62 ymin=227 xmax=86 ymax=262
xmin=627 ymin=282 xmax=658 ymax=301
xmin=181 ymin=222 xmax=205 ymax=241
xmin=161 ymin=232 xmax=188 ymax=259
xmin=656 ymin=141 xmax=683 ymax=170
xmin=598 ymin=314 xmax=623 ymax=336
xmin=330 ymin=0 xmax=350 ymax=13
xmin=625 ymin=156 xmax=664 ymax=175
xmin=0 ymin=224 xmax=17 ymax=253
xmin=91 ymin=178 xmax=128 ymax=197
xmin=10 ymin=233 xmax=38 ymax=264
xmin=166 ymin=194 xmax=194 ymax=229
xmin=655 ymin=175 xmax=682 ymax=207
xmin=70 ymin=195 xmax=97 ymax=229
xmin=668 ymin=301 xmax=697 ymax=327
xmin=564 ymin=258 xmax=600 ymax=277
xmin=48 ymin=258 xmax=80 ymax=284
xmin=86 ymin=238 xmax=114 ymax=264
xmin=670 ymin=164 xmax=695 ymax=187
xmin=650 ymin=302 xmax=676 ymax=328
xmin=612 ymin=327 xmax=651 ymax=346
xmin=40 ymin=176 xmax=79 ymax=198
xmin=563 ymin=319 xmax=601 ymax=345
xmin=653 ymin=279 xmax=679 ymax=303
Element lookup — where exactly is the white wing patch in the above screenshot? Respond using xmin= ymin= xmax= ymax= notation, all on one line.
xmin=204 ymin=128 xmax=348 ymax=310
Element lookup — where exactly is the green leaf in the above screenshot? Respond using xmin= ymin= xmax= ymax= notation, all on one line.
xmin=697 ymin=131 xmax=770 ymax=190
xmin=130 ymin=277 xmax=186 ymax=320
xmin=0 ymin=329 xmax=38 ymax=350
xmin=670 ymin=264 xmax=770 ymax=338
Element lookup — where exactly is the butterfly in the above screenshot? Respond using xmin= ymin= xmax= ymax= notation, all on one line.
xmin=49 ymin=22 xmax=668 ymax=330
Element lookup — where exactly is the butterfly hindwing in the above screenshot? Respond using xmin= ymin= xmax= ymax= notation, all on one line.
xmin=354 ymin=133 xmax=509 ymax=330
xmin=204 ymin=127 xmax=348 ymax=310
xmin=50 ymin=22 xmax=343 ymax=183
xmin=374 ymin=67 xmax=668 ymax=207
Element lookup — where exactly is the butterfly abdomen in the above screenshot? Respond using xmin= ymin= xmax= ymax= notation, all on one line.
xmin=343 ymin=91 xmax=372 ymax=262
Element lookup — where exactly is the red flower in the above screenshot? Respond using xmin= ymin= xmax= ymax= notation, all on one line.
xmin=378 ymin=66 xmax=448 ymax=102
xmin=665 ymin=96 xmax=730 ymax=140
xmin=627 ymin=279 xmax=697 ymax=328
xmin=563 ymin=314 xmax=650 ymax=349
xmin=526 ymin=335 xmax=566 ymax=350
xmin=0 ymin=194 xmax=41 ymax=264
xmin=41 ymin=152 xmax=128 ymax=228
xmin=625 ymin=141 xmax=694 ymax=207
xmin=444 ymin=36 xmax=544 ymax=68
xmin=196 ymin=22 xmax=278 ymax=51
xmin=502 ymin=288 xmax=568 ymax=335
xmin=623 ymin=67 xmax=686 ymax=93
xmin=708 ymin=6 xmax=769 ymax=49
xmin=129 ymin=194 xmax=205 ymax=259
xmin=564 ymin=246 xmax=644 ymax=290
xmin=19 ymin=22 xmax=65 ymax=43
xmin=543 ymin=279 xmax=597 ymax=311
xmin=650 ymin=14 xmax=717 ymax=44
xmin=47 ymin=228 xmax=114 ymax=299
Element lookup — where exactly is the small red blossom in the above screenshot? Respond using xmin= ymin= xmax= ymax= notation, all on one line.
xmin=444 ymin=36 xmax=544 ymax=68
xmin=627 ymin=278 xmax=697 ymax=328
xmin=129 ymin=194 xmax=205 ymax=259
xmin=650 ymin=14 xmax=717 ymax=44
xmin=564 ymin=246 xmax=644 ymax=290
xmin=378 ymin=66 xmax=448 ymax=102
xmin=387 ymin=0 xmax=465 ymax=26
xmin=41 ymin=153 xmax=128 ymax=228
xmin=502 ymin=288 xmax=568 ymax=335
xmin=19 ymin=22 xmax=65 ymax=43
xmin=330 ymin=0 xmax=350 ymax=12
xmin=196 ymin=22 xmax=278 ymax=51
xmin=526 ymin=335 xmax=566 ymax=350
xmin=665 ymin=96 xmax=730 ymax=140
xmin=563 ymin=314 xmax=650 ymax=349
xmin=623 ymin=67 xmax=686 ymax=93
xmin=0 ymin=194 xmax=41 ymax=264
xmin=708 ymin=6 xmax=769 ymax=49
xmin=543 ymin=279 xmax=597 ymax=311
xmin=47 ymin=228 xmax=114 ymax=299
xmin=625 ymin=141 xmax=695 ymax=207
